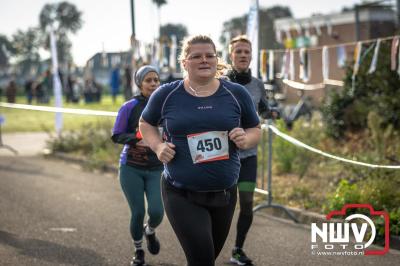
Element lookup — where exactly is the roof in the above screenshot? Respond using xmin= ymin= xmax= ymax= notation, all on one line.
xmin=274 ymin=8 xmax=396 ymax=32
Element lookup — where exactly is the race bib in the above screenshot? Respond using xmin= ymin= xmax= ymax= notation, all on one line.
xmin=187 ymin=131 xmax=229 ymax=164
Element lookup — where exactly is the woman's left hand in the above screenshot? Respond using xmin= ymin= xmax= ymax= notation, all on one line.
xmin=229 ymin=127 xmax=247 ymax=149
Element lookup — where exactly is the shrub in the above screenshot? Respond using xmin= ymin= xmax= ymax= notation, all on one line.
xmin=270 ymin=120 xmax=298 ymax=173
xmin=324 ymin=173 xmax=400 ymax=240
xmin=389 ymin=208 xmax=400 ymax=236
xmin=269 ymin=116 xmax=323 ymax=177
xmin=321 ymin=42 xmax=400 ymax=138
xmin=323 ymin=179 xmax=361 ymax=213
xmin=47 ymin=120 xmax=120 ymax=169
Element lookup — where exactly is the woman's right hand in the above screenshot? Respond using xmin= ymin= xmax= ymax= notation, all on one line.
xmin=155 ymin=142 xmax=176 ymax=163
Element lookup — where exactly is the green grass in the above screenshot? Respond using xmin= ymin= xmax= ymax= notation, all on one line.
xmin=0 ymin=95 xmax=126 ymax=132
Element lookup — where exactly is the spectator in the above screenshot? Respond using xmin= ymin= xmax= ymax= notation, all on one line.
xmin=5 ymin=80 xmax=17 ymax=103
xmin=24 ymin=79 xmax=34 ymax=104
xmin=123 ymin=66 xmax=133 ymax=100
xmin=40 ymin=69 xmax=52 ymax=103
xmin=110 ymin=66 xmax=120 ymax=103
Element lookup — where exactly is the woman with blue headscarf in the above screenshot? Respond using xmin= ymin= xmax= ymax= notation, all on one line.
xmin=111 ymin=65 xmax=163 ymax=266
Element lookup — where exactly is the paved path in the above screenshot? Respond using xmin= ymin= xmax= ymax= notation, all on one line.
xmin=0 ymin=132 xmax=49 ymax=156
xmin=1 ymin=155 xmax=399 ymax=266
xmin=1 ymin=132 xmax=399 ymax=265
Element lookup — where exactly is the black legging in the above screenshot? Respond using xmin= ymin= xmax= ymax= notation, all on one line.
xmin=161 ymin=178 xmax=237 ymax=266
xmin=235 ymin=190 xmax=254 ymax=248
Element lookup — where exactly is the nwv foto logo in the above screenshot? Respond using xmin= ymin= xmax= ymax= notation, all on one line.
xmin=310 ymin=204 xmax=390 ymax=256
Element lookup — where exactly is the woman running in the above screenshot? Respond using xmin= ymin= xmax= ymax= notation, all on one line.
xmin=139 ymin=35 xmax=261 ymax=266
xmin=111 ymin=65 xmax=164 ymax=266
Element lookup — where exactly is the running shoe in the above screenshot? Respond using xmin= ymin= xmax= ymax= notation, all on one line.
xmin=144 ymin=224 xmax=160 ymax=255
xmin=230 ymin=248 xmax=253 ymax=265
xmin=131 ymin=249 xmax=145 ymax=266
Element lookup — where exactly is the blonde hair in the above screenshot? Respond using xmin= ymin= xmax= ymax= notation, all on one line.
xmin=178 ymin=35 xmax=215 ymax=76
xmin=178 ymin=34 xmax=231 ymax=78
xmin=228 ymin=35 xmax=252 ymax=54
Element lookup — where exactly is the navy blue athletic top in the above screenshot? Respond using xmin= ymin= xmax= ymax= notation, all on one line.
xmin=141 ymin=79 xmax=259 ymax=191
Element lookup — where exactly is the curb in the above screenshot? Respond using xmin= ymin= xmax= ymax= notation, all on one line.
xmin=254 ymin=203 xmax=329 ymax=224
xmin=49 ymin=152 xmax=118 ymax=173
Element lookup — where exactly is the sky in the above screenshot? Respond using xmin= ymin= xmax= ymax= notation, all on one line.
xmin=0 ymin=0 xmax=362 ymax=66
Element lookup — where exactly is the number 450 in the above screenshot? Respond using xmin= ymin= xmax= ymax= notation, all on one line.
xmin=197 ymin=138 xmax=222 ymax=152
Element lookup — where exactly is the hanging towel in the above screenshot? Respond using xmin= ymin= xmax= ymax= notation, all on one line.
xmin=337 ymin=45 xmax=347 ymax=68
xmin=322 ymin=46 xmax=329 ymax=80
xmin=289 ymin=49 xmax=295 ymax=80
xmin=368 ymin=39 xmax=381 ymax=74
xmin=268 ymin=50 xmax=274 ymax=81
xmin=391 ymin=37 xmax=399 ymax=71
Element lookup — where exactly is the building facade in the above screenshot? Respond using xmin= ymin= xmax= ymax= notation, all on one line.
xmin=273 ymin=6 xmax=397 ymax=105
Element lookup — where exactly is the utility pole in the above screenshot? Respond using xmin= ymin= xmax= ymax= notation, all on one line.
xmin=355 ymin=4 xmax=360 ymax=41
xmin=397 ymin=0 xmax=400 ymax=26
xmin=129 ymin=0 xmax=138 ymax=96
xmin=130 ymin=0 xmax=135 ymax=38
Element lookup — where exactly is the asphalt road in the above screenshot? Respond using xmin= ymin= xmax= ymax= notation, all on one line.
xmin=0 ymin=155 xmax=399 ymax=266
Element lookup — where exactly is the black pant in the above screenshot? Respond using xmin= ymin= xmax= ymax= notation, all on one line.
xmin=161 ymin=178 xmax=237 ymax=266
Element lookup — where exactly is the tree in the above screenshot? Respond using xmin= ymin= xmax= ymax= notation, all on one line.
xmin=219 ymin=15 xmax=247 ymax=45
xmin=11 ymin=27 xmax=42 ymax=76
xmin=259 ymin=6 xmax=292 ymax=49
xmin=152 ymin=0 xmax=167 ymax=38
xmin=0 ymin=34 xmax=16 ymax=69
xmin=12 ymin=28 xmax=41 ymax=62
xmin=220 ymin=5 xmax=292 ymax=50
xmin=160 ymin=23 xmax=188 ymax=43
xmin=160 ymin=23 xmax=188 ymax=70
xmin=38 ymin=1 xmax=83 ymax=65
xmin=152 ymin=0 xmax=167 ymax=8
